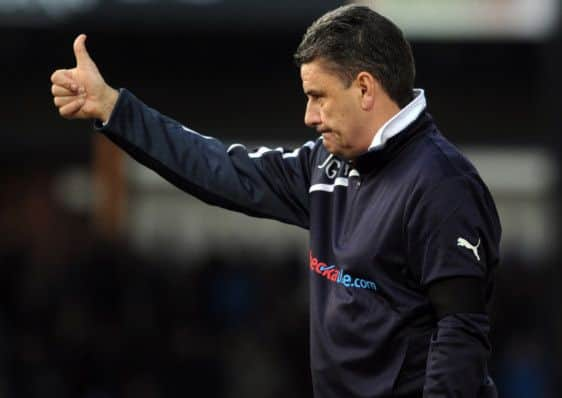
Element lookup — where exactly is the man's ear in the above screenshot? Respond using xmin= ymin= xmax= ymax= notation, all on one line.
xmin=355 ymin=71 xmax=378 ymax=111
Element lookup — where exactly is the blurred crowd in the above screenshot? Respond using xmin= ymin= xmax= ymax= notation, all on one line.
xmin=0 ymin=169 xmax=559 ymax=397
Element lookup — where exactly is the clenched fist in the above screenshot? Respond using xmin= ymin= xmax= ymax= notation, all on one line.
xmin=51 ymin=34 xmax=119 ymax=123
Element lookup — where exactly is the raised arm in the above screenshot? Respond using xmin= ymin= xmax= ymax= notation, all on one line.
xmin=50 ymin=35 xmax=315 ymax=228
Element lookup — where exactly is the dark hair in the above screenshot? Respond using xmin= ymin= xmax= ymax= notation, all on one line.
xmin=294 ymin=5 xmax=415 ymax=108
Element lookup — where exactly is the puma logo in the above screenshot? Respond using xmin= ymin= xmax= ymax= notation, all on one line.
xmin=457 ymin=237 xmax=481 ymax=261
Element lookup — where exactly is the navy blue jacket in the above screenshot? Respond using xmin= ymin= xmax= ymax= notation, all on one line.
xmin=97 ymin=89 xmax=501 ymax=397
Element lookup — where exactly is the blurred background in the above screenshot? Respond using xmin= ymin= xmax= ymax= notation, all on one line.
xmin=1 ymin=0 xmax=561 ymax=397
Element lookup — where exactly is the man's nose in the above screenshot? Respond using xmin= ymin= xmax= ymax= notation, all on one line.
xmin=304 ymin=101 xmax=321 ymax=128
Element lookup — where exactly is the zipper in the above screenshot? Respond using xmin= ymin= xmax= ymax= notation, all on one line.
xmin=342 ymin=169 xmax=362 ymax=240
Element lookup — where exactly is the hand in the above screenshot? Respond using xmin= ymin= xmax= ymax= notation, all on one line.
xmin=51 ymin=34 xmax=119 ymax=123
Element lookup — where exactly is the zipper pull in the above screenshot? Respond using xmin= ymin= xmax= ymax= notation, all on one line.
xmin=349 ymin=168 xmax=361 ymax=187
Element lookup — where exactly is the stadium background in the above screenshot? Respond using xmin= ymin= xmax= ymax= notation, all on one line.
xmin=1 ymin=0 xmax=561 ymax=396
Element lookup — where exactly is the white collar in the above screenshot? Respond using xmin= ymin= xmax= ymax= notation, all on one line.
xmin=368 ymin=89 xmax=427 ymax=150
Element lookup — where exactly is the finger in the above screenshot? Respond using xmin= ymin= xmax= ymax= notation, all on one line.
xmin=51 ymin=70 xmax=80 ymax=92
xmin=73 ymin=34 xmax=95 ymax=69
xmin=54 ymin=95 xmax=82 ymax=108
xmin=59 ymin=98 xmax=85 ymax=119
xmin=52 ymin=84 xmax=76 ymax=97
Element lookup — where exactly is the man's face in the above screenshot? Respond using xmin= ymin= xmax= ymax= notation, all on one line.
xmin=301 ymin=59 xmax=371 ymax=160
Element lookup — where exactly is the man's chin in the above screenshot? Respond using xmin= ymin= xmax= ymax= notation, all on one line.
xmin=322 ymin=141 xmax=352 ymax=160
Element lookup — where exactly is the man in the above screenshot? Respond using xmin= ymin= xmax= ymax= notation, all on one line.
xmin=51 ymin=5 xmax=501 ymax=397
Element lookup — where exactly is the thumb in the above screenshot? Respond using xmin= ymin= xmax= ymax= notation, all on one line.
xmin=73 ymin=34 xmax=95 ymax=68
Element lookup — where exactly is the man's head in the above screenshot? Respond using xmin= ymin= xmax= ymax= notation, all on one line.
xmin=295 ymin=5 xmax=416 ymax=159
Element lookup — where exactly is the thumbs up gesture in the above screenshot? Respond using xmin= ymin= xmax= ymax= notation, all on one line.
xmin=51 ymin=34 xmax=118 ymax=123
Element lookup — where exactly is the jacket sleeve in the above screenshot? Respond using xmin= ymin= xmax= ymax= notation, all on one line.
xmin=406 ymin=175 xmax=501 ymax=397
xmin=95 ymin=89 xmax=315 ymax=228
xmin=423 ymin=277 xmax=496 ymax=397
xmin=423 ymin=312 xmax=495 ymax=397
